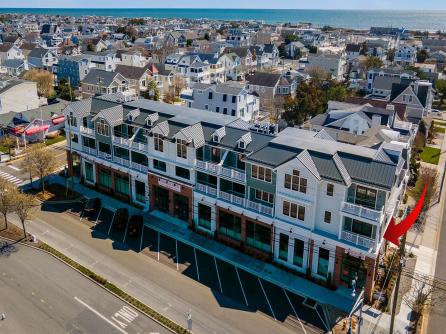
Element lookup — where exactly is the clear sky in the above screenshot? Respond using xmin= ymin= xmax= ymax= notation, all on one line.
xmin=0 ymin=1 xmax=445 ymax=10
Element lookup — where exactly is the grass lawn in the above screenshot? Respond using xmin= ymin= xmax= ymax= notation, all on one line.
xmin=419 ymin=146 xmax=441 ymax=165
xmin=45 ymin=135 xmax=66 ymax=146
xmin=435 ymin=126 xmax=445 ymax=134
xmin=0 ymin=145 xmax=8 ymax=153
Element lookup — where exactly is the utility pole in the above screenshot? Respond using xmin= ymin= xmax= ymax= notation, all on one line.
xmin=389 ymin=233 xmax=407 ymax=334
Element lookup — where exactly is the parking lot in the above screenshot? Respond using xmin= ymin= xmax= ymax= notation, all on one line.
xmin=46 ymin=199 xmax=330 ymax=334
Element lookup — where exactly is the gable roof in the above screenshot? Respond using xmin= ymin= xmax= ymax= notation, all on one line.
xmin=246 ymin=72 xmax=281 ymax=88
xmin=115 ymin=64 xmax=150 ymax=80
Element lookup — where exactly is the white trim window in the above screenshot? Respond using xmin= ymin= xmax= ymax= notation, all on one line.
xmin=284 ymin=169 xmax=307 ymax=194
xmin=282 ymin=200 xmax=305 ymax=221
xmin=176 ymin=139 xmax=188 ymax=159
xmin=153 ymin=133 xmax=164 ymax=152
xmin=251 ymin=165 xmax=272 ymax=182
xmin=96 ymin=119 xmax=109 ymax=136
xmin=255 ymin=189 xmax=274 ymax=204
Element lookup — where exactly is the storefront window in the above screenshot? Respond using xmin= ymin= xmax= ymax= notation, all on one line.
xmin=135 ymin=180 xmax=145 ymax=203
xmin=198 ymin=204 xmax=212 ymax=230
xmin=340 ymin=255 xmax=366 ymax=289
xmin=115 ymin=174 xmax=130 ymax=195
xmin=219 ymin=211 xmax=241 ymax=241
xmin=98 ymin=169 xmax=112 ymax=189
xmin=279 ymin=234 xmax=289 ymax=261
xmin=317 ymin=248 xmax=330 ymax=277
xmin=84 ymin=161 xmax=94 ymax=183
xmin=153 ymin=186 xmax=169 ymax=213
xmin=246 ymin=221 xmax=271 ymax=253
xmin=293 ymin=239 xmax=304 ymax=267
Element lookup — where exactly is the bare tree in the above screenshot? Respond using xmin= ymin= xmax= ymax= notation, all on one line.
xmin=306 ymin=65 xmax=331 ymax=82
xmin=403 ymin=275 xmax=446 ymax=330
xmin=21 ymin=144 xmax=58 ymax=195
xmin=13 ymin=192 xmax=39 ymax=238
xmin=23 ymin=69 xmax=55 ymax=98
xmin=0 ymin=179 xmax=18 ymax=229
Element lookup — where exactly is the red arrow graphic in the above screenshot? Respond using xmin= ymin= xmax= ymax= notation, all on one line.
xmin=384 ymin=182 xmax=427 ymax=247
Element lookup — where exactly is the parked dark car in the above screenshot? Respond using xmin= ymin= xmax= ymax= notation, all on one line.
xmin=128 ymin=215 xmax=143 ymax=238
xmin=113 ymin=208 xmax=129 ymax=231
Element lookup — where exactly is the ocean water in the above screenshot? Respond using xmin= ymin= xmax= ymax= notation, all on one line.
xmin=1 ymin=8 xmax=446 ymax=31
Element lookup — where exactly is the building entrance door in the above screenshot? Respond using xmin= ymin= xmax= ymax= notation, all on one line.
xmin=174 ymin=193 xmax=189 ymax=221
xmin=154 ymin=186 xmax=169 ymax=213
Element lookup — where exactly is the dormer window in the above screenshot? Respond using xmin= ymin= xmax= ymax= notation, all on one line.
xmin=128 ymin=115 xmax=134 ymax=122
xmin=238 ymin=141 xmax=246 ymax=149
xmin=146 ymin=119 xmax=152 ymax=127
xmin=212 ymin=134 xmax=220 ymax=143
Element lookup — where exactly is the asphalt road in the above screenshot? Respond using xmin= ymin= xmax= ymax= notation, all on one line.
xmin=426 ymin=187 xmax=446 ymax=334
xmin=0 ymin=241 xmax=170 ymax=334
xmin=0 ymin=141 xmax=67 ymax=186
xmin=6 ymin=206 xmax=307 ymax=334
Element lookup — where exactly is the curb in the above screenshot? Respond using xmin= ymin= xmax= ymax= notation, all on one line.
xmin=0 ymin=235 xmax=187 ymax=334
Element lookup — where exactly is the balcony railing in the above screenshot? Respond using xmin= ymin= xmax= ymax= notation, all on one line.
xmin=341 ymin=230 xmax=376 ymax=250
xmin=113 ymin=136 xmax=131 ymax=146
xmin=220 ymin=166 xmax=246 ymax=182
xmin=80 ymin=126 xmax=94 ymax=135
xmin=113 ymin=156 xmax=130 ymax=167
xmin=195 ymin=160 xmax=220 ymax=174
xmin=131 ymin=141 xmax=148 ymax=152
xmin=196 ymin=183 xmax=218 ymax=197
xmin=246 ymin=199 xmax=273 ymax=216
xmin=131 ymin=162 xmax=148 ymax=174
xmin=220 ymin=191 xmax=245 ymax=207
xmin=81 ymin=145 xmax=96 ymax=156
xmin=195 ymin=160 xmax=246 ymax=182
xmin=97 ymin=151 xmax=112 ymax=160
xmin=341 ymin=201 xmax=383 ymax=223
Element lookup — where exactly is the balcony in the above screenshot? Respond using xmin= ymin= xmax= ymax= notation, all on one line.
xmin=341 ymin=230 xmax=376 ymax=250
xmin=195 ymin=160 xmax=219 ymax=174
xmin=246 ymin=200 xmax=273 ymax=216
xmin=196 ymin=183 xmax=218 ymax=197
xmin=113 ymin=136 xmax=131 ymax=147
xmin=220 ymin=191 xmax=245 ymax=207
xmin=131 ymin=162 xmax=148 ymax=174
xmin=220 ymin=166 xmax=246 ymax=182
xmin=195 ymin=160 xmax=246 ymax=182
xmin=80 ymin=126 xmax=94 ymax=136
xmin=113 ymin=156 xmax=130 ymax=167
xmin=131 ymin=141 xmax=148 ymax=152
xmin=81 ymin=145 xmax=96 ymax=156
xmin=341 ymin=202 xmax=383 ymax=223
xmin=97 ymin=151 xmax=112 ymax=160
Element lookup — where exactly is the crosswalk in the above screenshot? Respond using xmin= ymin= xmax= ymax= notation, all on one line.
xmin=0 ymin=170 xmax=23 ymax=186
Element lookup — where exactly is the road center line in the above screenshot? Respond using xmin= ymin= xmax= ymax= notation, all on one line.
xmin=74 ymin=296 xmax=128 ymax=334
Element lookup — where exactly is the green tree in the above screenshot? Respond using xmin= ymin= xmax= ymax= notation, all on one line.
xmin=284 ymin=34 xmax=298 ymax=44
xmin=0 ymin=135 xmax=16 ymax=156
xmin=282 ymin=81 xmax=324 ymax=126
xmin=361 ymin=56 xmax=384 ymax=73
xmin=387 ymin=48 xmax=395 ymax=62
xmin=57 ymin=78 xmax=75 ymax=101
xmin=86 ymin=43 xmax=94 ymax=51
xmin=360 ymin=42 xmax=368 ymax=56
xmin=143 ymin=80 xmax=160 ymax=101
xmin=326 ymin=84 xmax=348 ymax=102
xmin=416 ymin=49 xmax=429 ymax=63
xmin=204 ymin=32 xmax=210 ymax=41
xmin=0 ymin=179 xmax=18 ymax=230
xmin=186 ymin=39 xmax=193 ymax=47
xmin=436 ymin=79 xmax=446 ymax=104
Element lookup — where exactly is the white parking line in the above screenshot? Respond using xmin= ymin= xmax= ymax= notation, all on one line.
xmin=107 ymin=210 xmax=117 ymax=235
xmin=175 ymin=239 xmax=179 ymax=271
xmin=74 ymin=296 xmax=128 ymax=334
xmin=283 ymin=289 xmax=307 ymax=334
xmin=94 ymin=207 xmax=103 ymax=225
xmin=157 ymin=231 xmax=160 ymax=261
xmin=258 ymin=277 xmax=276 ymax=320
xmin=139 ymin=226 xmax=144 ymax=252
xmin=193 ymin=247 xmax=200 ymax=282
xmin=213 ymin=257 xmax=223 ymax=294
xmin=122 ymin=217 xmax=130 ymax=243
xmin=235 ymin=267 xmax=249 ymax=306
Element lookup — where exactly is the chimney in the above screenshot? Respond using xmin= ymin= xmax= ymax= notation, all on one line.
xmin=372 ymin=114 xmax=382 ymax=128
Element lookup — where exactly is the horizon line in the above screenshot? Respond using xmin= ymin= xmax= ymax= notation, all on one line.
xmin=1 ymin=7 xmax=446 ymax=11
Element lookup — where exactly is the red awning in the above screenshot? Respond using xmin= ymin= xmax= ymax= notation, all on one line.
xmin=24 ymin=124 xmax=50 ymax=136
xmin=52 ymin=116 xmax=65 ymax=125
